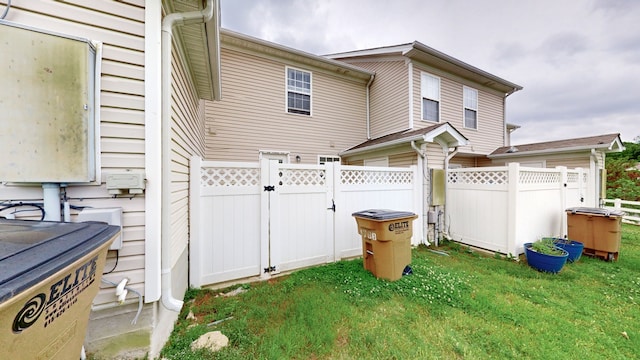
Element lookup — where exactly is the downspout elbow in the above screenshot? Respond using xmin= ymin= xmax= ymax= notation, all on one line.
xmin=411 ymin=140 xmax=424 ymax=158
xmin=161 ymin=269 xmax=183 ymax=312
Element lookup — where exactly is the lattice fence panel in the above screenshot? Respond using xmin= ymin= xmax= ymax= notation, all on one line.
xmin=340 ymin=170 xmax=413 ymax=185
xmin=200 ymin=167 xmax=260 ymax=187
xmin=279 ymin=168 xmax=326 ymax=187
xmin=567 ymin=172 xmax=579 ymax=183
xmin=520 ymin=171 xmax=560 ymax=184
xmin=447 ymin=170 xmax=508 ymax=185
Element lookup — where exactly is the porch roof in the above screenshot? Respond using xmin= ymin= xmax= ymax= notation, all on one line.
xmin=489 ymin=133 xmax=624 ymax=158
xmin=340 ymin=122 xmax=469 ymax=156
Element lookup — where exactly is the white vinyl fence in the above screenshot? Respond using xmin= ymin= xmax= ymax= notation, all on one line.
xmin=446 ymin=163 xmax=591 ymax=256
xmin=603 ymin=198 xmax=640 ymax=225
xmin=189 ymin=156 xmax=421 ymax=287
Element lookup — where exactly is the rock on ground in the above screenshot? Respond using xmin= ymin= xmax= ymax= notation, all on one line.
xmin=190 ymin=331 xmax=229 ymax=352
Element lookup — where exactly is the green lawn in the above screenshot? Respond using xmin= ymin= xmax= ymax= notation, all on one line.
xmin=161 ymin=224 xmax=640 ymax=359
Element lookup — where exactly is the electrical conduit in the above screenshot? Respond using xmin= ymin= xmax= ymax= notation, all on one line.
xmin=160 ymin=0 xmax=215 ymax=312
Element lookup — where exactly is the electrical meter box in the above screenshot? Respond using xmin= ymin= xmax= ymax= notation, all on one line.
xmin=0 ymin=22 xmax=97 ymax=183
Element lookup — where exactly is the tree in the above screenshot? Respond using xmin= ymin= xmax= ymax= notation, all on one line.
xmin=606 ymin=158 xmax=640 ymax=201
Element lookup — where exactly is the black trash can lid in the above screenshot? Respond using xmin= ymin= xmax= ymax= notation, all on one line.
xmin=565 ymin=207 xmax=625 ymax=217
xmin=0 ymin=219 xmax=120 ymax=303
xmin=352 ymin=209 xmax=416 ymax=220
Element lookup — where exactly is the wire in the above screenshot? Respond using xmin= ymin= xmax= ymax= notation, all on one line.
xmin=1 ymin=0 xmax=11 ymax=19
xmin=102 ymin=250 xmax=119 ymax=274
xmin=0 ymin=202 xmax=45 ymax=221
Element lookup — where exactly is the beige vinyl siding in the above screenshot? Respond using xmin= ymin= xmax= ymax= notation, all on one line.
xmin=168 ymin=41 xmax=205 ymax=273
xmin=353 ymin=60 xmax=409 ymax=139
xmin=491 ymin=153 xmax=591 ymax=170
xmin=389 ymin=152 xmax=418 ymax=167
xmin=475 ymin=156 xmax=494 ymax=167
xmin=412 ymin=62 xmax=506 ymax=155
xmin=0 ymin=2 xmax=146 ymax=305
xmin=546 ymin=156 xmax=590 ymax=169
xmin=449 ymin=156 xmax=478 ymax=168
xmin=204 ymin=47 xmax=367 ymax=162
xmin=425 ymin=143 xmax=446 ymax=169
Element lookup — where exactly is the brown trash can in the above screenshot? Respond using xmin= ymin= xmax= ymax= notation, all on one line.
xmin=352 ymin=209 xmax=417 ymax=281
xmin=0 ymin=219 xmax=119 ymax=360
xmin=566 ymin=207 xmax=625 ymax=261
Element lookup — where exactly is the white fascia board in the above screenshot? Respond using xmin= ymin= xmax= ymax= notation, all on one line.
xmin=423 ymin=123 xmax=468 ymax=146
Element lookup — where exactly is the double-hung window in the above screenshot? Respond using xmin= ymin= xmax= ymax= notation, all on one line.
xmin=286 ymin=67 xmax=311 ymax=115
xmin=421 ymin=72 xmax=440 ymax=122
xmin=463 ymin=86 xmax=478 ymax=129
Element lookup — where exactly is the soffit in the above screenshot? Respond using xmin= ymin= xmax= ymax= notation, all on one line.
xmin=164 ymin=0 xmax=221 ymax=101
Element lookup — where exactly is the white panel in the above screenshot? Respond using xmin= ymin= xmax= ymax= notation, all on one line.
xmin=77 ymin=207 xmax=123 ymax=250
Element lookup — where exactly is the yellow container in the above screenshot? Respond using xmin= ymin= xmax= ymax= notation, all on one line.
xmin=352 ymin=210 xmax=417 ymax=281
xmin=0 ymin=220 xmax=119 ymax=359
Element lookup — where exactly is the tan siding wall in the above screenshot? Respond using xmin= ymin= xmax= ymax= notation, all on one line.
xmin=169 ymin=44 xmax=205 ymax=270
xmin=204 ymin=47 xmax=367 ymax=162
xmin=450 ymin=157 xmax=478 ymax=168
xmin=389 ymin=152 xmax=418 ymax=167
xmin=0 ymin=1 xmax=148 ymax=305
xmin=412 ymin=62 xmax=506 ymax=155
xmin=425 ymin=143 xmax=446 ymax=169
xmin=491 ymin=153 xmax=591 ymax=169
xmin=342 ymin=60 xmax=409 ymax=139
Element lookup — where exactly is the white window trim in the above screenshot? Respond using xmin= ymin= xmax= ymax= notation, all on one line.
xmin=259 ymin=150 xmax=290 ymax=163
xmin=463 ymin=86 xmax=478 ymax=130
xmin=318 ymin=155 xmax=340 ymax=165
xmin=420 ymin=71 xmax=441 ymax=123
xmin=285 ymin=66 xmax=312 ymax=116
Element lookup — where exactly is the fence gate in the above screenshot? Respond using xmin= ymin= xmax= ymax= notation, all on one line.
xmin=190 ymin=157 xmax=420 ymax=287
xmin=260 ymin=160 xmax=334 ymax=275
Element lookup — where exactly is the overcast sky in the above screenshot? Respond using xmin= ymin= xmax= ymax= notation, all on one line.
xmin=220 ymin=0 xmax=639 ymax=145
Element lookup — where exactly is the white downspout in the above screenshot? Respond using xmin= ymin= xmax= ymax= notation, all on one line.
xmin=411 ymin=141 xmax=428 ymax=245
xmin=590 ymin=149 xmax=601 ymax=207
xmin=366 ymin=74 xmax=375 ymax=140
xmin=160 ymin=0 xmax=215 ymax=312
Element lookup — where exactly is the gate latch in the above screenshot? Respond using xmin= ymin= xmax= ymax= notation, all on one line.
xmin=327 ymin=199 xmax=336 ymax=212
xmin=263 ymin=185 xmax=275 ymax=192
xmin=264 ymin=266 xmax=276 ymax=273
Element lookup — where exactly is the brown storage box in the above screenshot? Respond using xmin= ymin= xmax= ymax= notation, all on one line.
xmin=353 ymin=210 xmax=417 ymax=281
xmin=566 ymin=207 xmax=624 ymax=261
xmin=0 ymin=220 xmax=119 ymax=360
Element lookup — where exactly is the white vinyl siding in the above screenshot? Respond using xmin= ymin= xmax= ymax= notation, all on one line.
xmin=463 ymin=86 xmax=478 ymax=129
xmin=421 ymin=72 xmax=440 ymax=122
xmin=286 ymin=67 xmax=312 ymax=115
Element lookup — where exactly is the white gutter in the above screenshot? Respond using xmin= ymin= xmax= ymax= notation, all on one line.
xmin=366 ymin=74 xmax=375 ymax=139
xmin=160 ymin=0 xmax=215 ymax=312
